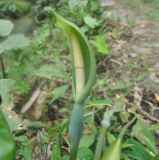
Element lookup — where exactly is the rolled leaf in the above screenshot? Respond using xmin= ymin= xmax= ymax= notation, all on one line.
xmin=102 ymin=138 xmax=121 ymax=160
xmin=45 ymin=8 xmax=96 ymax=160
xmin=44 ymin=8 xmax=96 ymax=104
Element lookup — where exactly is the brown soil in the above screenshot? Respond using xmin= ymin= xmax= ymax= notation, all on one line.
xmin=101 ymin=0 xmax=159 ymax=90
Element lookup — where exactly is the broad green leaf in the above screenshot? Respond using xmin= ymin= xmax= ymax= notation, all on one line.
xmin=91 ymin=36 xmax=110 ymax=54
xmin=0 ymin=79 xmax=24 ymax=131
xmin=77 ymin=147 xmax=93 ymax=160
xmin=23 ymin=147 xmax=33 ymax=160
xmin=79 ymin=134 xmax=95 ymax=148
xmin=50 ymin=85 xmax=68 ymax=104
xmin=32 ymin=65 xmax=67 ymax=79
xmin=0 ymin=110 xmax=15 ymax=160
xmin=126 ymin=138 xmax=154 ymax=160
xmin=84 ymin=15 xmax=99 ymax=28
xmin=0 ymin=19 xmax=14 ymax=37
xmin=68 ymin=0 xmax=88 ymax=8
xmin=62 ymin=155 xmax=69 ymax=160
xmin=0 ymin=34 xmax=29 ymax=54
xmin=0 ymin=79 xmax=15 ymax=106
xmin=131 ymin=119 xmax=157 ymax=154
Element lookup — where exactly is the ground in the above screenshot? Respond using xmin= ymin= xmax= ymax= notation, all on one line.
xmin=102 ymin=0 xmax=159 ymax=90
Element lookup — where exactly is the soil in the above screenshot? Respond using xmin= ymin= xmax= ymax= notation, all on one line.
xmin=101 ymin=0 xmax=159 ymax=90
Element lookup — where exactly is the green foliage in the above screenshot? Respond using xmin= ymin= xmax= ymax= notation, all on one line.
xmin=122 ymin=0 xmax=159 ymax=21
xmin=0 ymin=110 xmax=15 ymax=160
xmin=51 ymin=136 xmax=62 ymax=160
xmin=0 ymin=0 xmax=31 ymax=17
xmin=0 ymin=20 xmax=29 ymax=55
xmin=15 ymin=136 xmax=33 ymax=159
xmin=77 ymin=147 xmax=94 ymax=160
xmin=79 ymin=134 xmax=95 ymax=148
xmin=22 ymin=147 xmax=33 ymax=160
xmin=68 ymin=0 xmax=88 ymax=8
xmin=101 ymin=117 xmax=136 ymax=160
xmin=126 ymin=139 xmax=154 ymax=160
xmin=91 ymin=36 xmax=111 ymax=55
xmin=0 ymin=19 xmax=14 ymax=37
xmin=83 ymin=15 xmax=99 ymax=28
xmin=32 ymin=64 xmax=67 ymax=79
xmin=131 ymin=119 xmax=158 ymax=154
xmin=0 ymin=79 xmax=15 ymax=106
xmin=50 ymin=85 xmax=68 ymax=104
xmin=0 ymin=34 xmax=29 ymax=55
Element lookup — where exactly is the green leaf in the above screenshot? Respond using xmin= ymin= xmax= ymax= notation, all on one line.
xmin=62 ymin=155 xmax=69 ymax=160
xmin=0 ymin=34 xmax=29 ymax=54
xmin=131 ymin=119 xmax=158 ymax=154
xmin=106 ymin=131 xmax=117 ymax=145
xmin=23 ymin=147 xmax=33 ymax=160
xmin=0 ymin=110 xmax=15 ymax=160
xmin=50 ymin=85 xmax=68 ymax=104
xmin=77 ymin=147 xmax=94 ymax=160
xmin=51 ymin=137 xmax=62 ymax=160
xmin=0 ymin=79 xmax=15 ymax=106
xmin=126 ymin=138 xmax=154 ymax=160
xmin=79 ymin=134 xmax=95 ymax=148
xmin=84 ymin=15 xmax=99 ymax=28
xmin=68 ymin=0 xmax=88 ymax=8
xmin=0 ymin=79 xmax=24 ymax=131
xmin=91 ymin=36 xmax=110 ymax=54
xmin=0 ymin=19 xmax=14 ymax=37
xmin=113 ymin=101 xmax=124 ymax=112
xmin=32 ymin=65 xmax=67 ymax=79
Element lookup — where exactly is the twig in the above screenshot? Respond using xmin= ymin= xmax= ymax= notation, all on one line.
xmin=21 ymin=85 xmax=42 ymax=113
xmin=129 ymin=103 xmax=159 ymax=123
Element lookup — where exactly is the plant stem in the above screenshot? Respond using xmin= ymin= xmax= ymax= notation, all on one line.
xmin=70 ymin=145 xmax=78 ymax=160
xmin=69 ymin=104 xmax=84 ymax=160
xmin=94 ymin=126 xmax=107 ymax=160
xmin=0 ymin=55 xmax=7 ymax=78
xmin=119 ymin=116 xmax=136 ymax=139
